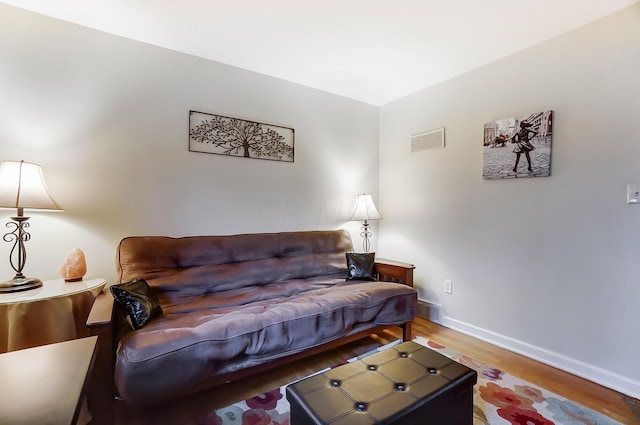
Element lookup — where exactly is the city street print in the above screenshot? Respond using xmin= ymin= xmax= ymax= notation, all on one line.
xmin=483 ymin=111 xmax=553 ymax=180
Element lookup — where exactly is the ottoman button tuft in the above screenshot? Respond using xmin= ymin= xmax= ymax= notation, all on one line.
xmin=355 ymin=402 xmax=368 ymax=412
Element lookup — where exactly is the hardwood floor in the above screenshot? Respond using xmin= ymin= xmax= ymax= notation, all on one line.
xmin=115 ymin=317 xmax=640 ymax=424
xmin=409 ymin=318 xmax=640 ymax=424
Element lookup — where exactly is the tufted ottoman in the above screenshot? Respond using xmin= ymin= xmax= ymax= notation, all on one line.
xmin=286 ymin=340 xmax=477 ymax=425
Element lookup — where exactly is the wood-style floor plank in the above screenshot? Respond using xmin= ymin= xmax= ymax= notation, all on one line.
xmin=115 ymin=317 xmax=640 ymax=424
xmin=408 ymin=318 xmax=639 ymax=424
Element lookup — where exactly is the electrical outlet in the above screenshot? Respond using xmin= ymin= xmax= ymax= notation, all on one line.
xmin=444 ymin=279 xmax=452 ymax=294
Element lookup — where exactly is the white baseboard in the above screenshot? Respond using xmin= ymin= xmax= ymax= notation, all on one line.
xmin=440 ymin=315 xmax=640 ymax=400
xmin=416 ymin=299 xmax=442 ymax=324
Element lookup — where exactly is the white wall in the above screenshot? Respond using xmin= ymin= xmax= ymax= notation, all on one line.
xmin=0 ymin=4 xmax=380 ymax=285
xmin=379 ymin=4 xmax=640 ymax=397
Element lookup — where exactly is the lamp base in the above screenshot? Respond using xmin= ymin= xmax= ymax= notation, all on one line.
xmin=0 ymin=276 xmax=43 ymax=293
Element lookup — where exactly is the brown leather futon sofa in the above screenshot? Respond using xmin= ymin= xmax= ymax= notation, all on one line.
xmin=86 ymin=230 xmax=417 ymax=424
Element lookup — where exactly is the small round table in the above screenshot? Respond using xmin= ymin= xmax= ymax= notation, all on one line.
xmin=0 ymin=277 xmax=106 ymax=353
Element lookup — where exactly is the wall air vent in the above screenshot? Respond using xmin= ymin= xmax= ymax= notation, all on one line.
xmin=411 ymin=127 xmax=445 ymax=152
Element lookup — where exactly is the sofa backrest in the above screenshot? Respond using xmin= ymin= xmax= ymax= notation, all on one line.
xmin=116 ymin=230 xmax=354 ymax=302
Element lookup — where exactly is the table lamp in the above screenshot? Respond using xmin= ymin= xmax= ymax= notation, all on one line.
xmin=350 ymin=193 xmax=382 ymax=252
xmin=0 ymin=160 xmax=63 ymax=293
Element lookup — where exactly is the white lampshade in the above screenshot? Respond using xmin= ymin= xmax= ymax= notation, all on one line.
xmin=350 ymin=194 xmax=382 ymax=221
xmin=0 ymin=160 xmax=62 ymax=211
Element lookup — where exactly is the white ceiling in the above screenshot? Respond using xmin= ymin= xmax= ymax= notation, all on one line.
xmin=3 ymin=0 xmax=638 ymax=105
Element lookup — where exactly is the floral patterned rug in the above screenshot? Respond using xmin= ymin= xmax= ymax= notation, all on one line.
xmin=203 ymin=337 xmax=622 ymax=425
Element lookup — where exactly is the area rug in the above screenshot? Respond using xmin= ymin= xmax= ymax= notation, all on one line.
xmin=202 ymin=337 xmax=622 ymax=425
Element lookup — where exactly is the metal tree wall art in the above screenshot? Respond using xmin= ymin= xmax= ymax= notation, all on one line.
xmin=189 ymin=110 xmax=294 ymax=162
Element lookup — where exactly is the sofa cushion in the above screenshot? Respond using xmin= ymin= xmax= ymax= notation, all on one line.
xmin=113 ymin=277 xmax=416 ymax=404
xmin=116 ymin=231 xmax=354 ymax=306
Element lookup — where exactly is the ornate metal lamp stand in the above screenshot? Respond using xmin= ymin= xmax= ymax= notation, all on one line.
xmin=0 ymin=208 xmax=43 ymax=292
xmin=359 ymin=220 xmax=373 ymax=253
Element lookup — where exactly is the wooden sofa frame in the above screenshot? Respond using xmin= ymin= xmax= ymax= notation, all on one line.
xmin=86 ymin=259 xmax=415 ymax=425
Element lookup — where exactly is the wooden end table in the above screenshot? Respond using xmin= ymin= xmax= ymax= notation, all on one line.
xmin=375 ymin=258 xmax=415 ymax=287
xmin=0 ymin=336 xmax=98 ymax=425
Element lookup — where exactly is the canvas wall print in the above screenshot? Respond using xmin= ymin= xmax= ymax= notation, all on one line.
xmin=189 ymin=110 xmax=294 ymax=162
xmin=483 ymin=110 xmax=553 ymax=179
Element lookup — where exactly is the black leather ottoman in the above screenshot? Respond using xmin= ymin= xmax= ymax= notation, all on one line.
xmin=286 ymin=341 xmax=477 ymax=425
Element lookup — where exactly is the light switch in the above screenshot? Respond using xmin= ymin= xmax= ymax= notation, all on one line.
xmin=627 ymin=184 xmax=640 ymax=204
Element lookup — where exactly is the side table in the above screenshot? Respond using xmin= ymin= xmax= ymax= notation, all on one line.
xmin=0 ymin=277 xmax=106 ymax=352
xmin=375 ymin=258 xmax=415 ymax=287
xmin=0 ymin=336 xmax=98 ymax=425
xmin=374 ymin=258 xmax=416 ymax=341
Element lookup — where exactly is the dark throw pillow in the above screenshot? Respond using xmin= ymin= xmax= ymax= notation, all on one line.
xmin=346 ymin=252 xmax=377 ymax=281
xmin=110 ymin=278 xmax=163 ymax=330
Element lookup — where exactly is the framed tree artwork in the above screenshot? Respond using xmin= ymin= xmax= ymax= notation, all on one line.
xmin=189 ymin=110 xmax=294 ymax=162
xmin=483 ymin=110 xmax=553 ymax=180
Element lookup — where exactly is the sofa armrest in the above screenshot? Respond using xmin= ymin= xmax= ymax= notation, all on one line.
xmin=375 ymin=258 xmax=415 ymax=287
xmin=86 ymin=291 xmax=116 ymax=425
xmin=87 ymin=290 xmax=114 ymax=327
